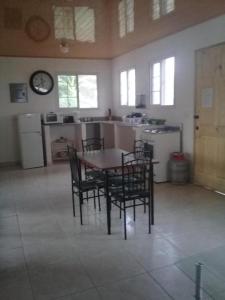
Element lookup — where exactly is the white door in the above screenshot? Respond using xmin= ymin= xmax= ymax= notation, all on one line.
xmin=20 ymin=132 xmax=44 ymax=169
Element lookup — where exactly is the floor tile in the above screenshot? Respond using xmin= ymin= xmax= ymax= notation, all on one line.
xmin=123 ymin=236 xmax=184 ymax=272
xmin=176 ymin=246 xmax=225 ymax=299
xmin=97 ymin=273 xmax=171 ymax=300
xmin=57 ymin=288 xmax=101 ymax=300
xmin=151 ymin=265 xmax=212 ymax=300
xmin=165 ymin=228 xmax=225 ymax=257
xmin=0 ymin=215 xmax=22 ymax=249
xmin=0 ymin=247 xmax=26 ymax=283
xmin=2 ymin=164 xmax=225 ymax=300
xmin=215 ymin=291 xmax=225 ymax=300
xmin=0 ymin=272 xmax=34 ymax=300
xmin=28 ymin=259 xmax=93 ymax=300
xmin=79 ymin=240 xmax=145 ymax=286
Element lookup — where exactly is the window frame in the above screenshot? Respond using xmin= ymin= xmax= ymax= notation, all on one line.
xmin=53 ymin=6 xmax=75 ymax=40
xmin=53 ymin=5 xmax=96 ymax=43
xmin=74 ymin=6 xmax=96 ymax=43
xmin=120 ymin=68 xmax=136 ymax=107
xmin=118 ymin=0 xmax=134 ymax=38
xmin=56 ymin=72 xmax=99 ymax=110
xmin=152 ymin=0 xmax=175 ymax=21
xmin=150 ymin=56 xmax=175 ymax=107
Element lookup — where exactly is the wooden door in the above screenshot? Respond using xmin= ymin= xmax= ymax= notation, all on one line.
xmin=194 ymin=44 xmax=225 ymax=193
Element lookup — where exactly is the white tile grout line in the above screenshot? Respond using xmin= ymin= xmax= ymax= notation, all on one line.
xmin=15 ymin=213 xmax=36 ymax=300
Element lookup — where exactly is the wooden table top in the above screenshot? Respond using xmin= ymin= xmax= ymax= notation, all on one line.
xmin=77 ymin=148 xmax=127 ymax=170
xmin=77 ymin=148 xmax=158 ymax=170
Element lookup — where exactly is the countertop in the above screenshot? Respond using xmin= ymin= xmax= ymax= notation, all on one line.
xmin=42 ymin=120 xmax=146 ymax=128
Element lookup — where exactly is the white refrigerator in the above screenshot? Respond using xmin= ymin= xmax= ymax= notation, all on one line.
xmin=18 ymin=113 xmax=44 ymax=169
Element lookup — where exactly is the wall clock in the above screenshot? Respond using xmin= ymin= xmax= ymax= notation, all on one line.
xmin=30 ymin=70 xmax=54 ymax=95
xmin=25 ymin=16 xmax=50 ymax=42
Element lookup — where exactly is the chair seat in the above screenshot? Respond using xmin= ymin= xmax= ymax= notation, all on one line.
xmin=108 ymin=175 xmax=140 ymax=186
xmin=73 ymin=179 xmax=96 ymax=192
xmin=109 ymin=186 xmax=149 ymax=201
xmin=86 ymin=169 xmax=105 ymax=180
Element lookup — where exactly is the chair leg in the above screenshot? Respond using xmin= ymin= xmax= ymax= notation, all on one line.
xmin=133 ymin=200 xmax=136 ymax=221
xmin=106 ymin=195 xmax=111 ymax=235
xmin=119 ymin=203 xmax=122 ymax=219
xmin=79 ymin=192 xmax=83 ymax=225
xmin=148 ymin=197 xmax=151 ymax=234
xmin=72 ymin=186 xmax=75 ymax=217
xmin=150 ymin=167 xmax=154 ymax=225
xmin=144 ymin=198 xmax=146 ymax=213
xmin=86 ymin=191 xmax=88 ymax=203
xmin=93 ymin=190 xmax=96 ymax=209
xmin=98 ymin=188 xmax=101 ymax=211
xmin=124 ymin=203 xmax=127 ymax=240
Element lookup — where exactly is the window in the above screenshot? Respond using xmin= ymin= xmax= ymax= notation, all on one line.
xmin=151 ymin=57 xmax=175 ymax=106
xmin=75 ymin=7 xmax=95 ymax=42
xmin=120 ymin=69 xmax=136 ymax=106
xmin=118 ymin=0 xmax=134 ymax=38
xmin=53 ymin=6 xmax=95 ymax=42
xmin=58 ymin=75 xmax=98 ymax=109
xmin=54 ymin=6 xmax=74 ymax=40
xmin=152 ymin=0 xmax=175 ymax=20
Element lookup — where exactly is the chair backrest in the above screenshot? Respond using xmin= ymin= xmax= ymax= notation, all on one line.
xmin=67 ymin=145 xmax=81 ymax=187
xmin=122 ymin=151 xmax=153 ymax=196
xmin=82 ymin=138 xmax=104 ymax=152
xmin=134 ymin=139 xmax=144 ymax=152
xmin=134 ymin=140 xmax=153 ymax=159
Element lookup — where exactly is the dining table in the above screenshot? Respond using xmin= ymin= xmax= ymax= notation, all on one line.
xmin=77 ymin=148 xmax=158 ymax=234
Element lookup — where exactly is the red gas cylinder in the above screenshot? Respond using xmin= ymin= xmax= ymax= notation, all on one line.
xmin=171 ymin=152 xmax=186 ymax=160
xmin=168 ymin=152 xmax=190 ymax=184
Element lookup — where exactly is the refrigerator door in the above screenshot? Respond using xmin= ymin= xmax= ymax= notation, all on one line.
xmin=20 ymin=132 xmax=44 ymax=169
xmin=18 ymin=113 xmax=41 ymax=133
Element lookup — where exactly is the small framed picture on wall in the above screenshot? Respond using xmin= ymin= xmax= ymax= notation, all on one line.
xmin=10 ymin=83 xmax=28 ymax=103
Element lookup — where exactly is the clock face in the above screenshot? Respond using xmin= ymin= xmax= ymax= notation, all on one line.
xmin=30 ymin=71 xmax=54 ymax=95
xmin=25 ymin=16 xmax=50 ymax=42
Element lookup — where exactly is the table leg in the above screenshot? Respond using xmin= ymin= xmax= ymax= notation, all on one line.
xmin=105 ymin=171 xmax=111 ymax=234
xmin=150 ymin=163 xmax=154 ymax=225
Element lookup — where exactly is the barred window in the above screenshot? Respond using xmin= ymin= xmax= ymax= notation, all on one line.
xmin=118 ymin=0 xmax=134 ymax=38
xmin=53 ymin=6 xmax=95 ymax=43
xmin=151 ymin=57 xmax=175 ymax=106
xmin=152 ymin=0 xmax=175 ymax=20
xmin=58 ymin=75 xmax=98 ymax=109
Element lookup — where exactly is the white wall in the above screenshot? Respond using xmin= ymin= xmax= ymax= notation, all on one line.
xmin=2 ymin=15 xmax=225 ymax=164
xmin=112 ymin=14 xmax=225 ymax=157
xmin=0 ymin=57 xmax=112 ymax=163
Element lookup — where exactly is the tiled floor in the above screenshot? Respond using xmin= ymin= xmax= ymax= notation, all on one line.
xmin=1 ymin=163 xmax=225 ymax=300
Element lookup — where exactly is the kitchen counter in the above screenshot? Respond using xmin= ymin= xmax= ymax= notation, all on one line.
xmin=42 ymin=120 xmax=146 ymax=127
xmin=42 ymin=122 xmax=81 ymax=126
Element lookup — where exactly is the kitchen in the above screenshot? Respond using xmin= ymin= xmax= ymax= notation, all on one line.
xmin=1 ymin=1 xmax=225 ymax=299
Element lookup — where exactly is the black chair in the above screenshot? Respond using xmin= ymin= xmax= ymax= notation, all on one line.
xmin=81 ymin=137 xmax=105 ymax=180
xmin=134 ymin=139 xmax=145 ymax=152
xmin=105 ymin=151 xmax=153 ymax=239
xmin=134 ymin=139 xmax=154 ymax=158
xmin=82 ymin=138 xmax=105 ymax=206
xmin=67 ymin=145 xmax=100 ymax=224
xmin=82 ymin=137 xmax=104 ymax=152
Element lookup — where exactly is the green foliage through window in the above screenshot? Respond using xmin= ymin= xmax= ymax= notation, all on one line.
xmin=58 ymin=74 xmax=98 ymax=109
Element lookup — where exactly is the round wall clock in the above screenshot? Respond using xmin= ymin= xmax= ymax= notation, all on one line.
xmin=30 ymin=70 xmax=54 ymax=95
xmin=25 ymin=16 xmax=50 ymax=42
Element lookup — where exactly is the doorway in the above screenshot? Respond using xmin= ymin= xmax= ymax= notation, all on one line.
xmin=194 ymin=43 xmax=225 ymax=193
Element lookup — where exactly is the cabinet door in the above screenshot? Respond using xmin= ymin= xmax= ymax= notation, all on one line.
xmin=115 ymin=126 xmax=135 ymax=152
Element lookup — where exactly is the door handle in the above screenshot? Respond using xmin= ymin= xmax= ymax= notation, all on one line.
xmin=194 ymin=115 xmax=199 ymax=119
xmin=195 ymin=126 xmax=199 ymax=130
